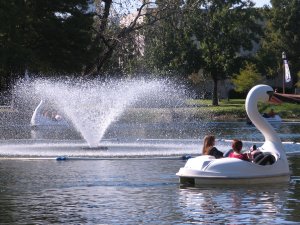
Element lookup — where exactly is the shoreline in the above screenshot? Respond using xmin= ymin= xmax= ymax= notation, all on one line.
xmin=1 ymin=106 xmax=300 ymax=125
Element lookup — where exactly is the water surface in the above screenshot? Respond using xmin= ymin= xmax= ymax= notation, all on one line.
xmin=0 ymin=158 xmax=300 ymax=224
xmin=0 ymin=122 xmax=300 ymax=224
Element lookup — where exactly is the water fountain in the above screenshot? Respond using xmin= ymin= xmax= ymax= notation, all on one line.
xmin=1 ymin=78 xmax=300 ymax=159
xmin=15 ymin=78 xmax=186 ymax=148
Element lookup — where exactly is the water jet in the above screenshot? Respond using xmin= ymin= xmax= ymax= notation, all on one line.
xmin=15 ymin=78 xmax=185 ymax=148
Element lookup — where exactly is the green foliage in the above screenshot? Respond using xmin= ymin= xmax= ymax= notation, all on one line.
xmin=142 ymin=0 xmax=202 ymax=77
xmin=296 ymin=71 xmax=300 ymax=88
xmin=26 ymin=0 xmax=94 ymax=74
xmin=186 ymin=98 xmax=300 ymax=120
xmin=0 ymin=1 xmax=28 ymax=88
xmin=185 ymin=0 xmax=262 ymax=105
xmin=141 ymin=0 xmax=263 ymax=105
xmin=232 ymin=62 xmax=263 ymax=93
xmin=258 ymin=0 xmax=300 ymax=84
xmin=2 ymin=0 xmax=300 ymax=101
xmin=258 ymin=101 xmax=300 ymax=119
xmin=0 ymin=0 xmax=94 ymax=91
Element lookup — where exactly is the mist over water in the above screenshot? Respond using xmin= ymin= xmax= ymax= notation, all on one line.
xmin=15 ymin=78 xmax=186 ymax=147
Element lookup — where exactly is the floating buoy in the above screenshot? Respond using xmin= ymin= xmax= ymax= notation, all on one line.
xmin=181 ymin=155 xmax=193 ymax=160
xmin=56 ymin=156 xmax=68 ymax=161
xmin=81 ymin=146 xmax=108 ymax=150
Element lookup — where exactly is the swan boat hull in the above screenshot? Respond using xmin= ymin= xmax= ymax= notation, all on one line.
xmin=264 ymin=115 xmax=282 ymax=123
xmin=30 ymin=115 xmax=69 ymax=127
xmin=30 ymin=100 xmax=69 ymax=128
xmin=178 ymin=174 xmax=290 ymax=186
xmin=247 ymin=115 xmax=282 ymax=125
xmin=176 ymin=156 xmax=290 ymax=186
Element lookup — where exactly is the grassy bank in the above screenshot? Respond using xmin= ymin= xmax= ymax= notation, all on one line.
xmin=186 ymin=99 xmax=300 ymax=121
xmin=122 ymin=99 xmax=300 ymax=123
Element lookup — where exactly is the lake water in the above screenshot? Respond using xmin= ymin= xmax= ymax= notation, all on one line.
xmin=1 ymin=121 xmax=300 ymax=224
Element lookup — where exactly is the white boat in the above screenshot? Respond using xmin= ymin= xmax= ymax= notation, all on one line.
xmin=263 ymin=114 xmax=282 ymax=123
xmin=30 ymin=100 xmax=69 ymax=127
xmin=176 ymin=85 xmax=290 ymax=185
xmin=247 ymin=114 xmax=282 ymax=127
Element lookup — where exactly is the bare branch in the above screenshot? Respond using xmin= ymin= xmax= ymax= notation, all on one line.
xmin=84 ymin=0 xmax=182 ymax=76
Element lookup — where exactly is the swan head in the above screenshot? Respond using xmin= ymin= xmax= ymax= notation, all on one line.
xmin=246 ymin=85 xmax=280 ymax=117
xmin=246 ymin=85 xmax=274 ymax=106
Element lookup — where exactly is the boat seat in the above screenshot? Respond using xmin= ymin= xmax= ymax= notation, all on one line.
xmin=253 ymin=152 xmax=276 ymax=165
xmin=223 ymin=149 xmax=233 ymax=157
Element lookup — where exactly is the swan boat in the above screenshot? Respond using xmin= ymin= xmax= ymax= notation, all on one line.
xmin=176 ymin=85 xmax=290 ymax=185
xmin=263 ymin=114 xmax=282 ymax=123
xmin=247 ymin=114 xmax=282 ymax=126
xmin=30 ymin=100 xmax=69 ymax=127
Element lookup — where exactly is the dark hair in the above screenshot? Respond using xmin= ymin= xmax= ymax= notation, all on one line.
xmin=232 ymin=139 xmax=243 ymax=153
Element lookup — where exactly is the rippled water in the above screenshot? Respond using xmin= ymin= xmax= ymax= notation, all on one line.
xmin=0 ymin=122 xmax=300 ymax=224
xmin=0 ymin=158 xmax=300 ymax=224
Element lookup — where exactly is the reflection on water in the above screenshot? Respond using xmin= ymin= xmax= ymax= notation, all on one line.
xmin=178 ymin=184 xmax=291 ymax=224
xmin=286 ymin=156 xmax=300 ymax=222
xmin=177 ymin=156 xmax=300 ymax=224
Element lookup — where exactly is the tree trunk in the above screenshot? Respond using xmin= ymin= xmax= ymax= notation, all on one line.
xmin=212 ymin=78 xmax=219 ymax=106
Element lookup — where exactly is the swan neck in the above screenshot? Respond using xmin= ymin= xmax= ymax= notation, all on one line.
xmin=246 ymin=94 xmax=281 ymax=144
xmin=30 ymin=100 xmax=44 ymax=125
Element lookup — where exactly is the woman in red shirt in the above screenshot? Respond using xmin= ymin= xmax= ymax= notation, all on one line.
xmin=229 ymin=139 xmax=250 ymax=161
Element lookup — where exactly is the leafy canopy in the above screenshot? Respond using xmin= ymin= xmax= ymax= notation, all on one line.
xmin=232 ymin=62 xmax=263 ymax=93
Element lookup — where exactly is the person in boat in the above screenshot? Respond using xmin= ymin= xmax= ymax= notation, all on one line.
xmin=228 ymin=139 xmax=250 ymax=161
xmin=51 ymin=111 xmax=58 ymax=121
xmin=268 ymin=108 xmax=276 ymax=118
xmin=42 ymin=110 xmax=50 ymax=118
xmin=263 ymin=108 xmax=276 ymax=118
xmin=202 ymin=135 xmax=223 ymax=159
xmin=54 ymin=114 xmax=63 ymax=121
xmin=50 ymin=110 xmax=63 ymax=121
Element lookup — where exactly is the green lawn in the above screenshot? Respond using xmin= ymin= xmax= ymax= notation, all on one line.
xmin=186 ymin=98 xmax=300 ymax=120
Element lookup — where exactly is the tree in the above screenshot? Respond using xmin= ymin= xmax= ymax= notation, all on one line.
xmin=185 ymin=0 xmax=262 ymax=105
xmin=0 ymin=1 xmax=27 ymax=92
xmin=84 ymin=0 xmax=182 ymax=77
xmin=296 ymin=71 xmax=300 ymax=88
xmin=258 ymin=0 xmax=300 ymax=88
xmin=0 ymin=0 xmax=94 ymax=93
xmin=232 ymin=62 xmax=263 ymax=93
xmin=26 ymin=0 xmax=94 ymax=74
xmin=142 ymin=0 xmax=202 ymax=77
